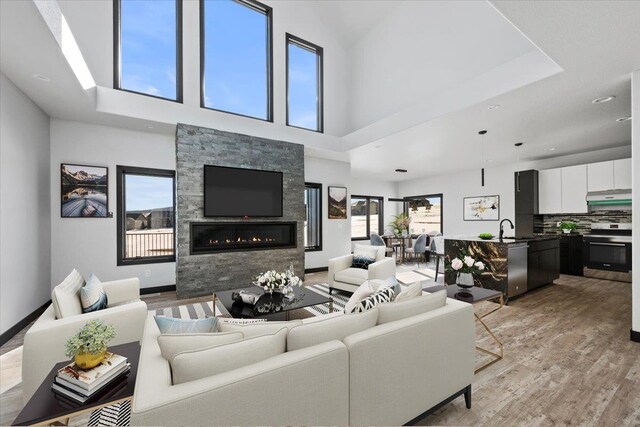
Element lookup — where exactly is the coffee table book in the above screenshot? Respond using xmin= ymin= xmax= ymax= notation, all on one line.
xmin=56 ymin=352 xmax=127 ymax=392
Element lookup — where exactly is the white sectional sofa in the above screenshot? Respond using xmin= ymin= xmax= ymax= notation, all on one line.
xmin=21 ymin=276 xmax=147 ymax=403
xmin=131 ymin=291 xmax=475 ymax=426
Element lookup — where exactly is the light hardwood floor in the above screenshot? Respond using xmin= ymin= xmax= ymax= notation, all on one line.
xmin=1 ymin=272 xmax=638 ymax=426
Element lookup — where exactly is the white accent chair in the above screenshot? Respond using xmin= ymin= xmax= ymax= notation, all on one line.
xmin=22 ymin=275 xmax=148 ymax=403
xmin=328 ymin=245 xmax=396 ymax=294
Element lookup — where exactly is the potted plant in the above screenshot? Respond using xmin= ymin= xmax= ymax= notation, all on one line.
xmin=388 ymin=213 xmax=411 ymax=237
xmin=65 ymin=320 xmax=116 ymax=369
xmin=559 ymin=221 xmax=577 ymax=234
xmin=446 ymin=251 xmax=486 ymax=290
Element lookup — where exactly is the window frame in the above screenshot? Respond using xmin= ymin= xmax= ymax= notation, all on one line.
xmin=403 ymin=193 xmax=444 ymax=235
xmin=304 ymin=182 xmax=323 ymax=252
xmin=116 ymin=165 xmax=176 ymax=266
xmin=113 ymin=0 xmax=184 ymax=103
xmin=199 ymin=0 xmax=274 ymax=122
xmin=285 ymin=33 xmax=324 ymax=133
xmin=351 ymin=195 xmax=384 ymax=241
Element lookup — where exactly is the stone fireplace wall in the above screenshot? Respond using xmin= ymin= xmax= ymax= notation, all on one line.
xmin=175 ymin=124 xmax=305 ymax=298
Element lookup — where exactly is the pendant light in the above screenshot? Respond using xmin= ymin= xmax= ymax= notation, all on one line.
xmin=478 ymin=130 xmax=487 ymax=186
xmin=515 ymin=142 xmax=523 ymax=192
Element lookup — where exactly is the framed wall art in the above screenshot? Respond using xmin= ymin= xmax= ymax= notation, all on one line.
xmin=463 ymin=195 xmax=500 ymax=221
xmin=328 ymin=186 xmax=347 ymax=219
xmin=61 ymin=163 xmax=108 ymax=218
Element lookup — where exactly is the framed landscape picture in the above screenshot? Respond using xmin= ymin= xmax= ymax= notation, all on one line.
xmin=463 ymin=195 xmax=500 ymax=221
xmin=328 ymin=186 xmax=347 ymax=219
xmin=61 ymin=163 xmax=108 ymax=218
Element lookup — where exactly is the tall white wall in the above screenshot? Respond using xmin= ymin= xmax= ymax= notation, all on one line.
xmin=632 ymin=70 xmax=639 ymax=336
xmin=0 ymin=73 xmax=51 ymax=334
xmin=49 ymin=120 xmax=176 ymax=289
xmin=304 ymin=157 xmax=352 ymax=269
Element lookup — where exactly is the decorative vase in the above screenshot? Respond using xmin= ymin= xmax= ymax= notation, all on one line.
xmin=74 ymin=348 xmax=106 ymax=370
xmin=562 ymin=229 xmax=571 ymax=234
xmin=456 ymin=272 xmax=475 ymax=289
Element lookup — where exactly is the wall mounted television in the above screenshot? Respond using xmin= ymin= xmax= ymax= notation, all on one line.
xmin=204 ymin=165 xmax=283 ymax=217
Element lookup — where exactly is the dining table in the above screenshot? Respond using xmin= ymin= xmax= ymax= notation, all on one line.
xmin=381 ymin=235 xmax=410 ymax=263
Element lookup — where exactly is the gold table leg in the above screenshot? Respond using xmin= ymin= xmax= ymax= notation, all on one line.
xmin=474 ymin=294 xmax=504 ymax=373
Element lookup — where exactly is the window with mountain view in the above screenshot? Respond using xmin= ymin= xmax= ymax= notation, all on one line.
xmin=201 ymin=0 xmax=272 ymax=120
xmin=287 ymin=34 xmax=323 ymax=132
xmin=405 ymin=194 xmax=443 ymax=235
xmin=116 ymin=166 xmax=176 ymax=265
xmin=115 ymin=0 xmax=181 ymax=101
xmin=304 ymin=183 xmax=322 ymax=251
xmin=351 ymin=196 xmax=384 ymax=240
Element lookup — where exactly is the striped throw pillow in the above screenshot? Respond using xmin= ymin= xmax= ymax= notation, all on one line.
xmin=351 ymin=286 xmax=395 ymax=313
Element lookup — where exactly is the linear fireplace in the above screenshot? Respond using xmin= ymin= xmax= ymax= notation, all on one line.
xmin=190 ymin=222 xmax=297 ymax=254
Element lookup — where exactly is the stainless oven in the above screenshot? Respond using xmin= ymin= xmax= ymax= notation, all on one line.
xmin=583 ymin=223 xmax=632 ymax=273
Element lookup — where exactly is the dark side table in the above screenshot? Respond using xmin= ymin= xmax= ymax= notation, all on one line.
xmin=13 ymin=342 xmax=140 ymax=426
xmin=423 ymin=284 xmax=504 ymax=373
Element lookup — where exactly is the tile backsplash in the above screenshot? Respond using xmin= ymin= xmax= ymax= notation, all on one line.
xmin=534 ymin=210 xmax=632 ymax=235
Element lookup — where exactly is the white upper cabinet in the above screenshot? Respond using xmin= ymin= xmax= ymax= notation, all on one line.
xmin=587 ymin=161 xmax=614 ymax=191
xmin=561 ymin=164 xmax=588 ymax=213
xmin=538 ymin=168 xmax=562 ymax=214
xmin=613 ymin=158 xmax=632 ymax=189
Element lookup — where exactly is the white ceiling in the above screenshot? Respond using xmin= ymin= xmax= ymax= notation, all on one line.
xmin=1 ymin=0 xmax=638 ymax=183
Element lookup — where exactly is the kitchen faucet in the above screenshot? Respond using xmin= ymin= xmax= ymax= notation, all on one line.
xmin=499 ymin=219 xmax=514 ymax=241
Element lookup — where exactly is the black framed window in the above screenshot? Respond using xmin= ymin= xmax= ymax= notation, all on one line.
xmin=403 ymin=193 xmax=444 ymax=235
xmin=286 ymin=33 xmax=323 ymax=132
xmin=351 ymin=195 xmax=384 ymax=240
xmin=304 ymin=183 xmax=322 ymax=251
xmin=117 ymin=166 xmax=176 ymax=266
xmin=113 ymin=0 xmax=182 ymax=102
xmin=200 ymin=0 xmax=273 ymax=121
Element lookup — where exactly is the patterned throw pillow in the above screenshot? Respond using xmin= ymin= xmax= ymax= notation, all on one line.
xmin=154 ymin=316 xmax=219 ymax=334
xmin=352 ymin=254 xmax=376 ymax=269
xmin=80 ymin=274 xmax=108 ymax=313
xmin=351 ymin=286 xmax=395 ymax=313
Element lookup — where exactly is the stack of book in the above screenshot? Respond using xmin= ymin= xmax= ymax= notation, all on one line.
xmin=52 ymin=352 xmax=130 ymax=404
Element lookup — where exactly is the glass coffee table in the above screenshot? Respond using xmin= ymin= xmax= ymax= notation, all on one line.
xmin=423 ymin=284 xmax=504 ymax=373
xmin=213 ymin=285 xmax=333 ymax=320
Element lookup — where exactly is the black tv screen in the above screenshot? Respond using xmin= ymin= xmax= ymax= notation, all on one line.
xmin=204 ymin=165 xmax=283 ymax=217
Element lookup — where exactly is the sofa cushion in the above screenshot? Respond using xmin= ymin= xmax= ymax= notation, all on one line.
xmin=370 ymin=276 xmax=402 ymax=296
xmin=354 ymin=244 xmax=385 ymax=261
xmin=51 ymin=269 xmax=85 ymax=319
xmin=287 ymin=309 xmax=379 ymax=351
xmin=377 ymin=290 xmax=447 ymax=324
xmin=351 ymin=255 xmax=376 ymax=270
xmin=154 ymin=316 xmax=219 ymax=334
xmin=218 ymin=320 xmax=302 ymax=338
xmin=171 ymin=328 xmax=287 ymax=384
xmin=344 ymin=281 xmax=377 ymax=314
xmin=157 ymin=332 xmax=244 ymax=362
xmin=334 ymin=268 xmax=368 ymax=286
xmin=394 ymin=281 xmax=423 ymax=302
xmin=80 ymin=274 xmax=108 ymax=313
xmin=351 ymin=286 xmax=395 ymax=313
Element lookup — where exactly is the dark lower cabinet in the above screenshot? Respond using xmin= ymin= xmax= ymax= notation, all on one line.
xmin=527 ymin=239 xmax=560 ymax=290
xmin=559 ymin=234 xmax=583 ymax=276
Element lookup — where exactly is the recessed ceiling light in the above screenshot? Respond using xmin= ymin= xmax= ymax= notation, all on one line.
xmin=374 ymin=145 xmax=381 ymax=149
xmin=145 ymin=124 xmax=154 ymax=129
xmin=615 ymin=116 xmax=632 ymax=122
xmin=487 ymin=104 xmax=501 ymax=110
xmin=592 ymin=96 xmax=615 ymax=104
xmin=395 ymin=169 xmax=407 ymax=173
xmin=487 ymin=159 xmax=494 ymax=163
xmin=33 ymin=74 xmax=50 ymax=81
xmin=544 ymin=147 xmax=557 ymax=151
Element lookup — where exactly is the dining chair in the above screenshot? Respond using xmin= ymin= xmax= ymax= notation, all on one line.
xmin=405 ymin=234 xmax=427 ymax=267
xmin=370 ymin=233 xmax=394 ymax=257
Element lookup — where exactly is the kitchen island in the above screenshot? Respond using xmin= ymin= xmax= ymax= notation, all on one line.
xmin=444 ymin=235 xmax=560 ymax=301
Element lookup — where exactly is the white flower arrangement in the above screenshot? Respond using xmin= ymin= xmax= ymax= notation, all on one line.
xmin=255 ymin=265 xmax=302 ymax=293
xmin=447 ymin=253 xmax=486 ymax=275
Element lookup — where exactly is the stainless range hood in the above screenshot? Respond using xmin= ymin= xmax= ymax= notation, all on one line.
xmin=586 ymin=189 xmax=632 ymax=211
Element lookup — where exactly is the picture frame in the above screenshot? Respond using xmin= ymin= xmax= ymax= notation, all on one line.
xmin=61 ymin=163 xmax=109 ymax=218
xmin=328 ymin=186 xmax=347 ymax=219
xmin=463 ymin=195 xmax=500 ymax=221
